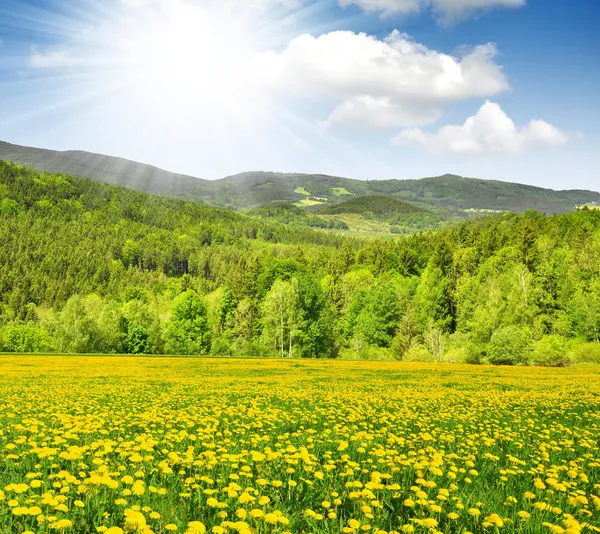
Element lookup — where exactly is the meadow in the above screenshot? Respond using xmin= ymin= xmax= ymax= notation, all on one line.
xmin=0 ymin=357 xmax=599 ymax=534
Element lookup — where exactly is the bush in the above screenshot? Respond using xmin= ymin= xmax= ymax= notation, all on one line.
xmin=339 ymin=342 xmax=392 ymax=361
xmin=443 ymin=347 xmax=466 ymax=364
xmin=568 ymin=342 xmax=600 ymax=364
xmin=488 ymin=326 xmax=531 ymax=365
xmin=166 ymin=291 xmax=211 ymax=355
xmin=1 ymin=323 xmax=53 ymax=353
xmin=361 ymin=346 xmax=393 ymax=361
xmin=403 ymin=345 xmax=432 ymax=362
xmin=463 ymin=342 xmax=485 ymax=365
xmin=211 ymin=337 xmax=233 ymax=357
xmin=231 ymin=340 xmax=264 ymax=358
xmin=531 ymin=335 xmax=571 ymax=367
xmin=122 ymin=321 xmax=150 ymax=354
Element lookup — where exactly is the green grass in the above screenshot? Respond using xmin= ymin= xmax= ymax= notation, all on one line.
xmin=331 ymin=187 xmax=353 ymax=197
xmin=298 ymin=198 xmax=326 ymax=206
xmin=294 ymin=187 xmax=311 ymax=196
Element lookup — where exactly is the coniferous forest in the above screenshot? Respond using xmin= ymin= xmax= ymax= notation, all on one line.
xmin=1 ymin=160 xmax=599 ymax=365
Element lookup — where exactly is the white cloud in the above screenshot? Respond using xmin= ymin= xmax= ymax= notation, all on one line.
xmin=339 ymin=0 xmax=421 ymax=16
xmin=340 ymin=0 xmax=526 ymax=23
xmin=265 ymin=30 xmax=509 ymax=128
xmin=392 ymin=100 xmax=568 ymax=154
xmin=29 ymin=48 xmax=75 ymax=69
xmin=433 ymin=0 xmax=526 ymax=24
xmin=323 ymin=96 xmax=442 ymax=128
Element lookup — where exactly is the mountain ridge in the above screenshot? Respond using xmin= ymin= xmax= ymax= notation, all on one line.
xmin=1 ymin=139 xmax=599 ymax=215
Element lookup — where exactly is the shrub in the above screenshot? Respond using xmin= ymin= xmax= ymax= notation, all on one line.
xmin=1 ymin=323 xmax=53 ymax=353
xmin=123 ymin=321 xmax=150 ymax=354
xmin=531 ymin=335 xmax=571 ymax=367
xmin=463 ymin=342 xmax=485 ymax=365
xmin=211 ymin=337 xmax=233 ymax=357
xmin=488 ymin=326 xmax=531 ymax=365
xmin=166 ymin=291 xmax=211 ymax=355
xmin=232 ymin=339 xmax=264 ymax=358
xmin=361 ymin=346 xmax=393 ymax=361
xmin=568 ymin=342 xmax=600 ymax=364
xmin=443 ymin=348 xmax=466 ymax=364
xmin=403 ymin=345 xmax=432 ymax=362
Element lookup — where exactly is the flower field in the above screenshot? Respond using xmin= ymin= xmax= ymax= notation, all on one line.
xmin=0 ymin=357 xmax=599 ymax=534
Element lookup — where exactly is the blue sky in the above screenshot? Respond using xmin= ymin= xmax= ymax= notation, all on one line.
xmin=0 ymin=0 xmax=598 ymax=190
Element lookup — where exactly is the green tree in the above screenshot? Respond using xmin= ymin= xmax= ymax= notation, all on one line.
xmin=217 ymin=286 xmax=237 ymax=332
xmin=0 ymin=198 xmax=22 ymax=216
xmin=233 ymin=298 xmax=255 ymax=342
xmin=166 ymin=291 xmax=211 ymax=355
xmin=121 ymin=299 xmax=163 ymax=354
xmin=261 ymin=278 xmax=303 ymax=358
xmin=122 ymin=321 xmax=150 ymax=354
xmin=488 ymin=326 xmax=531 ymax=365
xmin=54 ymin=294 xmax=122 ymax=353
xmin=343 ymin=282 xmax=399 ymax=348
xmin=296 ymin=273 xmax=336 ymax=358
xmin=1 ymin=323 xmax=53 ymax=353
xmin=566 ymin=281 xmax=600 ymax=341
xmin=391 ymin=309 xmax=420 ymax=360
xmin=531 ymin=335 xmax=570 ymax=367
xmin=414 ymin=264 xmax=453 ymax=332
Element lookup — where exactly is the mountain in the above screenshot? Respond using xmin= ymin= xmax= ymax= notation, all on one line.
xmin=0 ymin=140 xmax=213 ymax=200
xmin=246 ymin=203 xmax=350 ymax=231
xmin=319 ymin=195 xmax=428 ymax=217
xmin=2 ymin=140 xmax=599 ymax=215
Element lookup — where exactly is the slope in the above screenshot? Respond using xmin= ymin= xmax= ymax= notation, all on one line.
xmin=2 ymin=140 xmax=599 ymax=215
xmin=0 ymin=140 xmax=213 ymax=200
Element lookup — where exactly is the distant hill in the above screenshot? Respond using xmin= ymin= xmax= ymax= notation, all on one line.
xmin=2 ymin=140 xmax=599 ymax=215
xmin=317 ymin=195 xmax=444 ymax=234
xmin=319 ymin=195 xmax=427 ymax=217
xmin=246 ymin=203 xmax=349 ymax=231
xmin=0 ymin=140 xmax=213 ymax=200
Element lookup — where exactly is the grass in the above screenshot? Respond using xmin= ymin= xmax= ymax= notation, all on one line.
xmin=0 ymin=356 xmax=599 ymax=534
xmin=464 ymin=208 xmax=506 ymax=214
xmin=331 ymin=187 xmax=353 ymax=197
xmin=297 ymin=198 xmax=326 ymax=206
xmin=316 ymin=214 xmax=405 ymax=238
xmin=293 ymin=187 xmax=310 ymax=197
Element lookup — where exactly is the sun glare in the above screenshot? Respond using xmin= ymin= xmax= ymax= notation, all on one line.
xmin=117 ymin=3 xmax=259 ymax=104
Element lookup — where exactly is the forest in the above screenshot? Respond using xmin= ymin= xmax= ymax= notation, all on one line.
xmin=1 ymin=160 xmax=599 ymax=365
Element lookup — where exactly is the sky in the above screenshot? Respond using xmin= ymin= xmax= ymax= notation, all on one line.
xmin=0 ymin=0 xmax=598 ymax=190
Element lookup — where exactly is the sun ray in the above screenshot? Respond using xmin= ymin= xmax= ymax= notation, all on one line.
xmin=0 ymin=0 xmax=368 ymax=178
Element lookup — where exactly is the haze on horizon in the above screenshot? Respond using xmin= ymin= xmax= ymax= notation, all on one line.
xmin=0 ymin=0 xmax=598 ymax=190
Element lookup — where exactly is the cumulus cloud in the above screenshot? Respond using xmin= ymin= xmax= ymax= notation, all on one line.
xmin=265 ymin=30 xmax=509 ymax=128
xmin=339 ymin=0 xmax=421 ymax=16
xmin=29 ymin=48 xmax=75 ymax=69
xmin=392 ymin=100 xmax=568 ymax=154
xmin=340 ymin=0 xmax=526 ymax=23
xmin=323 ymin=96 xmax=442 ymax=129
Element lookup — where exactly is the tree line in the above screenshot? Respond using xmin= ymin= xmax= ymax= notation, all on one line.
xmin=1 ymin=160 xmax=599 ymax=365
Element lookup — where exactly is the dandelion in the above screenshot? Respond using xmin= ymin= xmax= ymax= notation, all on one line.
xmin=185 ymin=522 xmax=207 ymax=534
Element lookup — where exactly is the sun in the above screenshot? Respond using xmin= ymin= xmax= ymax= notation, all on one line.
xmin=115 ymin=2 xmax=260 ymax=105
